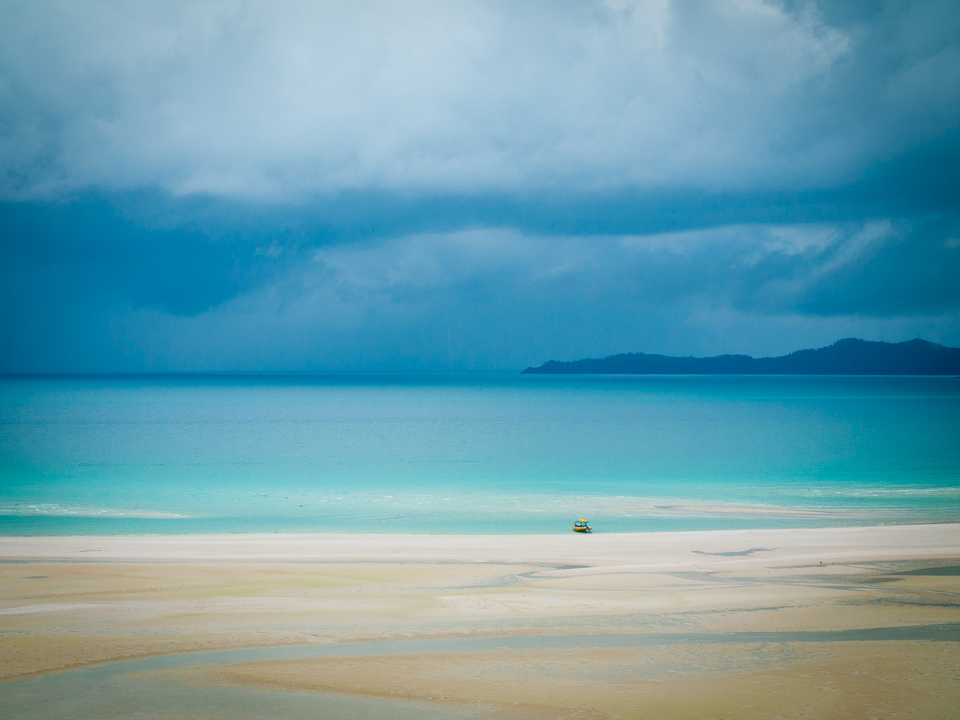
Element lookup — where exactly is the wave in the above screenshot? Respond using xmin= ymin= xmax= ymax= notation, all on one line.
xmin=266 ymin=492 xmax=871 ymax=520
xmin=0 ymin=503 xmax=187 ymax=519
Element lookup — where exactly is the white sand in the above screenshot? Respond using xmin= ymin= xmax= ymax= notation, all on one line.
xmin=2 ymin=523 xmax=958 ymax=570
xmin=3 ymin=522 xmax=959 ymax=720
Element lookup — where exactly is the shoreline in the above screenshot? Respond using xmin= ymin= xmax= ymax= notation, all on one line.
xmin=2 ymin=523 xmax=959 ymax=570
xmin=3 ymin=522 xmax=959 ymax=717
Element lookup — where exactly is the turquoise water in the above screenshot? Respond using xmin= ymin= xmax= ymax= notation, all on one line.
xmin=1 ymin=375 xmax=958 ymax=534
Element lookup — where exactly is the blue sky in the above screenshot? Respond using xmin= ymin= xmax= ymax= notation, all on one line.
xmin=1 ymin=0 xmax=959 ymax=372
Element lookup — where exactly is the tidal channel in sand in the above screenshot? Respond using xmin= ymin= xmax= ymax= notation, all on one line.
xmin=2 ymin=525 xmax=959 ymax=719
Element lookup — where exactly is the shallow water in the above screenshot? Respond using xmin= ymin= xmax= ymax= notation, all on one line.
xmin=1 ymin=374 xmax=959 ymax=534
xmin=2 ymin=625 xmax=958 ymax=720
xmin=0 ymin=666 xmax=486 ymax=720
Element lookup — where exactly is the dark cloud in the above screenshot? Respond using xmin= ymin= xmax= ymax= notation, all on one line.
xmin=793 ymin=216 xmax=960 ymax=316
xmin=1 ymin=0 xmax=958 ymax=200
xmin=1 ymin=1 xmax=959 ymax=371
xmin=4 ymin=213 xmax=956 ymax=372
xmin=0 ymin=199 xmax=295 ymax=316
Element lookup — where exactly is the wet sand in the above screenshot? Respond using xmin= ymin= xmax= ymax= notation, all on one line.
xmin=4 ymin=523 xmax=959 ymax=566
xmin=2 ymin=525 xmax=959 ymax=718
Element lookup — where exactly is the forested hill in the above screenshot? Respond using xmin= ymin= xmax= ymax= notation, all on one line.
xmin=522 ymin=339 xmax=960 ymax=375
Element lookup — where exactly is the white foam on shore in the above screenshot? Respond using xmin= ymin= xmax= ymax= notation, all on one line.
xmin=1 ymin=523 xmax=957 ymax=568
xmin=0 ymin=503 xmax=187 ymax=519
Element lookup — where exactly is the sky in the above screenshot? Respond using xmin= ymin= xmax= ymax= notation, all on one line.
xmin=1 ymin=0 xmax=959 ymax=373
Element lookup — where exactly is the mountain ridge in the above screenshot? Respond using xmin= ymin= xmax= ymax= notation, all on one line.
xmin=522 ymin=338 xmax=960 ymax=375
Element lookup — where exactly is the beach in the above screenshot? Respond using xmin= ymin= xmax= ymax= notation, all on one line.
xmin=4 ymin=1 xmax=960 ymax=716
xmin=2 ymin=524 xmax=959 ymax=719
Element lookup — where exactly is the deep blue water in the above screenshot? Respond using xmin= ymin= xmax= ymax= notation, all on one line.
xmin=1 ymin=375 xmax=958 ymax=534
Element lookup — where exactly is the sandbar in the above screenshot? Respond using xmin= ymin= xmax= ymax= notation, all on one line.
xmin=2 ymin=524 xmax=959 ymax=718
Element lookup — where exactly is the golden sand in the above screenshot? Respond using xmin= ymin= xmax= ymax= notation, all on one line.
xmin=2 ymin=525 xmax=959 ymax=718
xmin=153 ymin=641 xmax=960 ymax=720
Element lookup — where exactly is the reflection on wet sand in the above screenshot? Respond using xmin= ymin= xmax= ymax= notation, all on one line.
xmin=1 ymin=527 xmax=958 ymax=718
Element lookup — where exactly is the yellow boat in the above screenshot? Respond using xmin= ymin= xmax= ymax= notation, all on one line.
xmin=572 ymin=519 xmax=592 ymax=533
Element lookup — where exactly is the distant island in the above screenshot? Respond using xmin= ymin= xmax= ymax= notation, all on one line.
xmin=522 ymin=338 xmax=960 ymax=375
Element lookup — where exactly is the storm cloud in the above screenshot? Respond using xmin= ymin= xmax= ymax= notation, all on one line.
xmin=1 ymin=0 xmax=958 ymax=371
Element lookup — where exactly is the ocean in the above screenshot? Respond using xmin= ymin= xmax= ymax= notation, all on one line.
xmin=1 ymin=374 xmax=958 ymax=535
